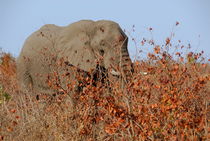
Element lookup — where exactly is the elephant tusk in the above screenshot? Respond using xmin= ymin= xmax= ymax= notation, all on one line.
xmin=140 ymin=72 xmax=148 ymax=75
xmin=110 ymin=69 xmax=121 ymax=76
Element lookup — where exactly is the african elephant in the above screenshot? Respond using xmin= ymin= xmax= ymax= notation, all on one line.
xmin=17 ymin=20 xmax=132 ymax=96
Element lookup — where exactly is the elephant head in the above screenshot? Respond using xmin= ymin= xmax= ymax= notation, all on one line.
xmin=58 ymin=20 xmax=132 ymax=82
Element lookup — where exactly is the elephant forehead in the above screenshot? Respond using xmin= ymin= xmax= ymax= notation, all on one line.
xmin=96 ymin=20 xmax=119 ymax=26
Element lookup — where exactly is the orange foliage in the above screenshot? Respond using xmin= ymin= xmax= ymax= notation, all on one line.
xmin=0 ymin=25 xmax=209 ymax=140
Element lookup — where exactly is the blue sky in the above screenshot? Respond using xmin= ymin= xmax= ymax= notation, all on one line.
xmin=0 ymin=0 xmax=210 ymax=60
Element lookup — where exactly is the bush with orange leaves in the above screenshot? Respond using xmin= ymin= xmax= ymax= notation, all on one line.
xmin=0 ymin=30 xmax=209 ymax=140
xmin=0 ymin=52 xmax=17 ymax=102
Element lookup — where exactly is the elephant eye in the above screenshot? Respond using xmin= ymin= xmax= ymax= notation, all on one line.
xmin=99 ymin=49 xmax=105 ymax=56
xmin=100 ymin=40 xmax=106 ymax=46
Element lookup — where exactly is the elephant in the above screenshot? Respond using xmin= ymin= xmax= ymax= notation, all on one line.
xmin=16 ymin=20 xmax=132 ymax=98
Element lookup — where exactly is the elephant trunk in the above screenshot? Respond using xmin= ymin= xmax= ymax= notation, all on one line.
xmin=120 ymin=37 xmax=132 ymax=82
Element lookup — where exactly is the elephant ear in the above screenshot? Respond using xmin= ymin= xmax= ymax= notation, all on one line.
xmin=58 ymin=32 xmax=97 ymax=72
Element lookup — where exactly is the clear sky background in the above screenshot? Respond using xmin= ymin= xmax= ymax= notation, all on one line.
xmin=0 ymin=0 xmax=210 ymax=60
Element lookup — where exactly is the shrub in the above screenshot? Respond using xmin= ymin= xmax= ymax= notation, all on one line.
xmin=0 ymin=26 xmax=209 ymax=140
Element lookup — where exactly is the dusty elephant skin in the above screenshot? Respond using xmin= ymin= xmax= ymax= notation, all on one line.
xmin=17 ymin=20 xmax=132 ymax=97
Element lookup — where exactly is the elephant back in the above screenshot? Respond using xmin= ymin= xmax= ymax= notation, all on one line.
xmin=16 ymin=24 xmax=62 ymax=94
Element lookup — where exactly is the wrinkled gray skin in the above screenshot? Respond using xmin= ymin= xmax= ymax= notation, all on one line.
xmin=17 ymin=20 xmax=132 ymax=96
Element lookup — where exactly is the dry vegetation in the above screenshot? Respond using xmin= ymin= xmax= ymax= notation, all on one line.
xmin=0 ymin=27 xmax=210 ymax=140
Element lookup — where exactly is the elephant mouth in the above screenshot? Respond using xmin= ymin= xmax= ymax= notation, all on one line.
xmin=110 ymin=69 xmax=120 ymax=76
